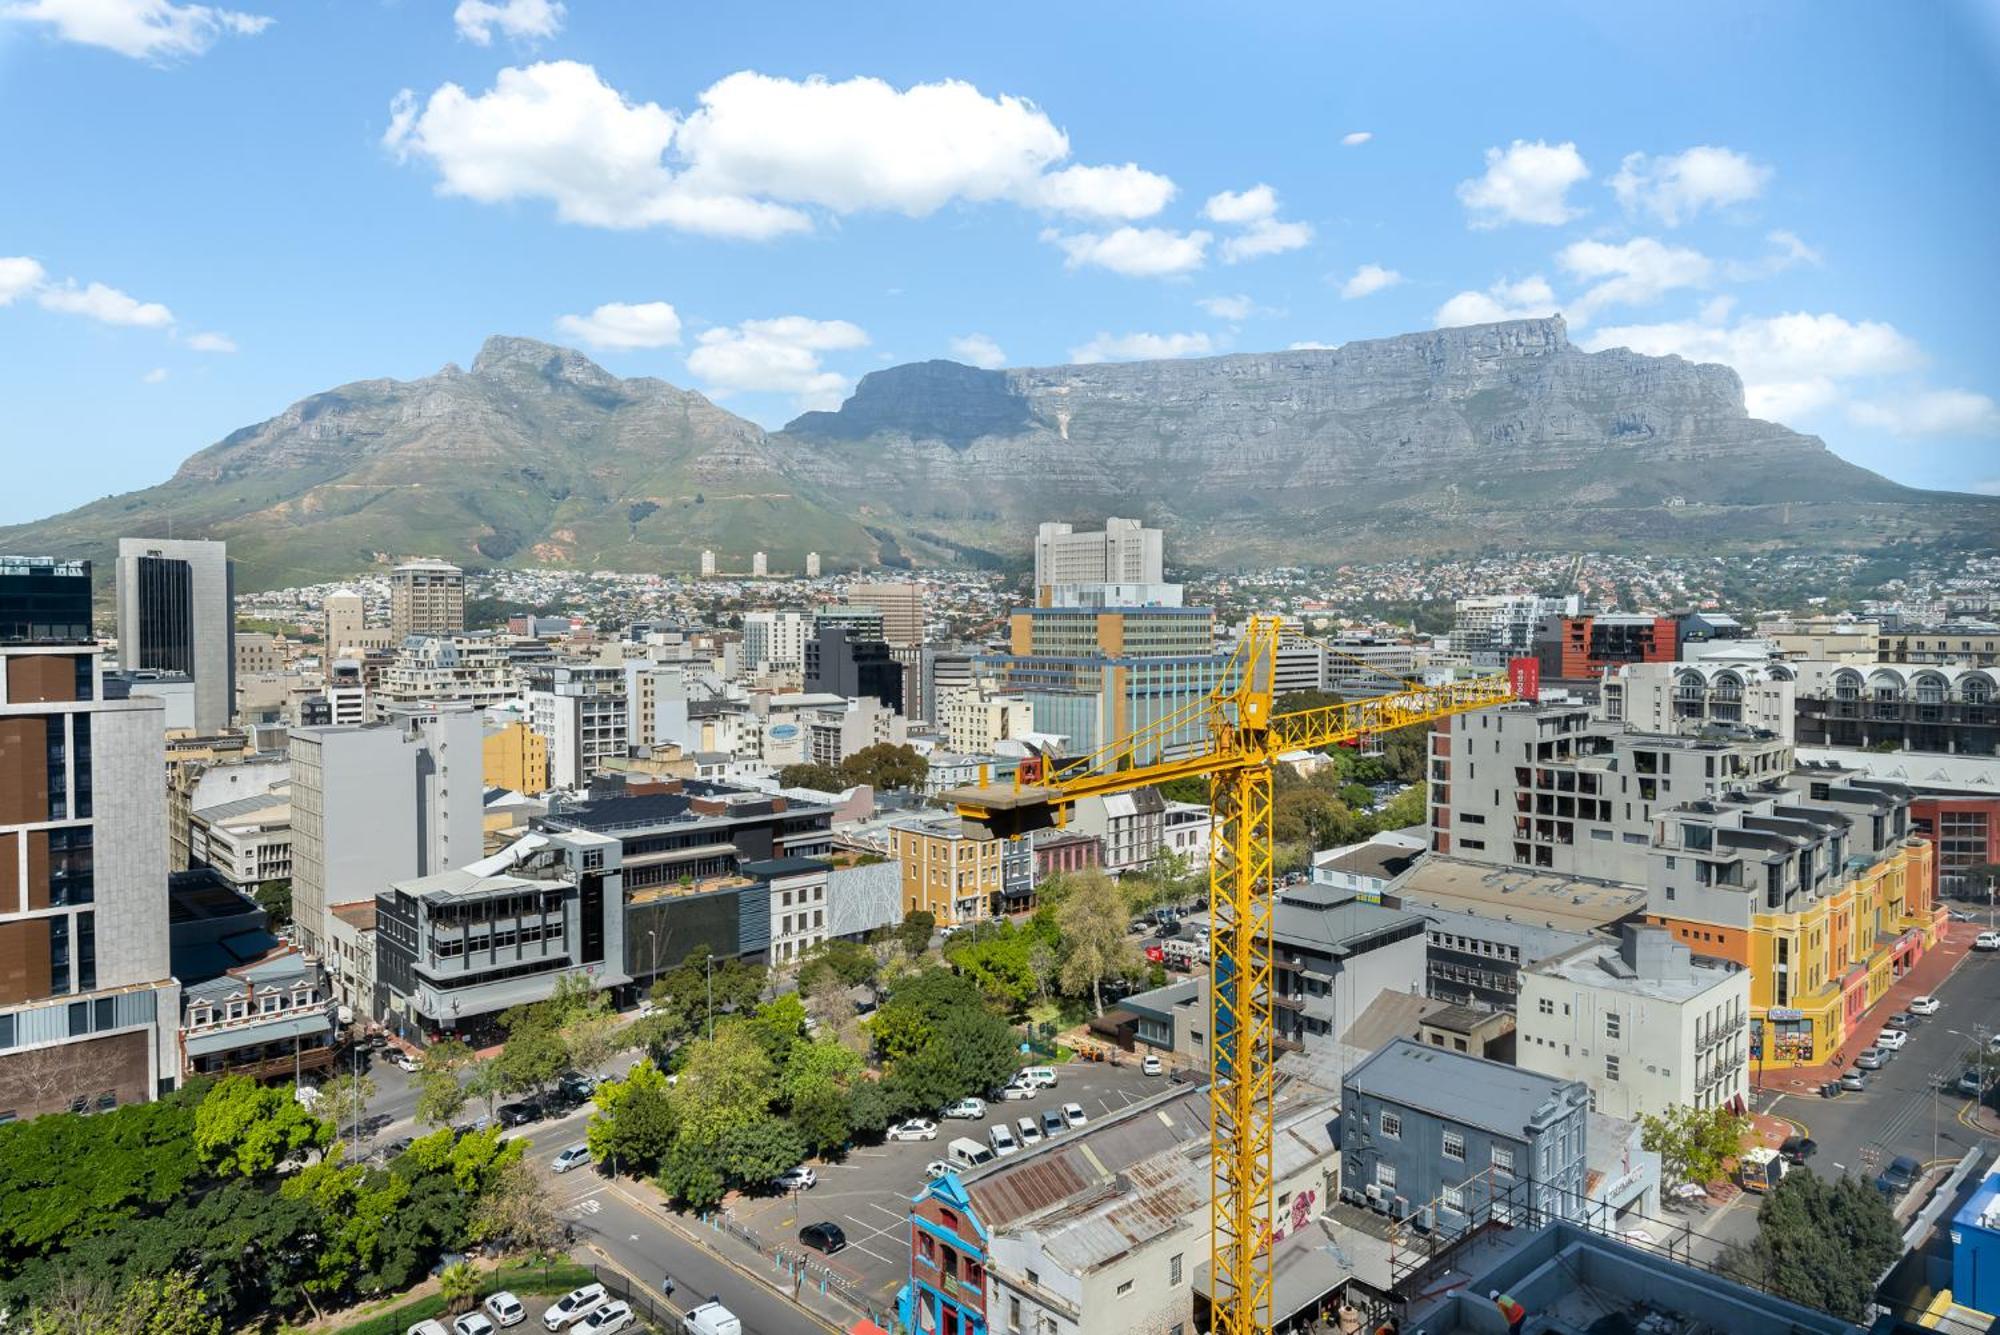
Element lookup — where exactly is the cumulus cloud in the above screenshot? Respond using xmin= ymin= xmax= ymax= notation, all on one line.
xmin=453 ymin=0 xmax=561 ymax=44
xmin=1339 ymin=264 xmax=1402 ymax=300
xmin=1557 ymin=236 xmax=1712 ymax=323
xmin=385 ymin=64 xmax=1176 ymax=241
xmin=555 ymin=300 xmax=682 ymax=349
xmin=1611 ymin=146 xmax=1771 ymax=226
xmin=37 ymin=280 xmax=173 ymax=327
xmin=1198 ymin=294 xmax=1256 ymax=321
xmin=0 ymin=257 xmax=47 ymax=305
xmin=1583 ymin=309 xmax=1925 ymax=421
xmin=687 ymin=315 xmax=868 ymax=411
xmin=949 ymin=333 xmax=1007 ymax=369
xmin=1202 ymin=184 xmax=1278 ymax=226
xmin=1201 ymin=183 xmax=1312 ymax=263
xmin=1849 ymin=389 xmax=2000 ymax=438
xmin=1042 ymin=225 xmax=1210 ymax=277
xmin=1457 ymin=140 xmax=1589 ymax=228
xmin=1341 ymin=131 xmax=1372 ymax=147
xmin=1434 ymin=275 xmax=1560 ymax=328
xmin=185 ymin=330 xmax=236 ymax=352
xmin=2 ymin=0 xmax=269 ymax=60
xmin=1069 ymin=330 xmax=1214 ymax=364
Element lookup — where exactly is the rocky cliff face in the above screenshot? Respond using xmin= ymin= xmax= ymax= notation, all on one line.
xmin=0 ymin=320 xmax=1983 ymax=589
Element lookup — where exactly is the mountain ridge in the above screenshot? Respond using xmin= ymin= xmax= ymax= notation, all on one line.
xmin=4 ymin=320 xmax=1992 ymax=590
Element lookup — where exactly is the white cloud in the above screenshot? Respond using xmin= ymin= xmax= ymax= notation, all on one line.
xmin=1042 ymin=225 xmax=1210 ymax=277
xmin=37 ymin=280 xmax=173 ymax=327
xmin=1022 ymin=163 xmax=1175 ymax=220
xmin=1202 ymin=183 xmax=1313 ymax=263
xmin=1434 ymin=275 xmax=1560 ymax=328
xmin=1288 ymin=341 xmax=1338 ymax=350
xmin=1725 ymin=228 xmax=1821 ymax=281
xmin=1457 ymin=139 xmax=1589 ymax=228
xmin=1339 ymin=263 xmax=1402 ymax=300
xmin=1202 ymin=184 xmax=1278 ymax=225
xmin=687 ymin=315 xmax=868 ymax=410
xmin=141 ymin=367 xmax=167 ymax=383
xmin=1583 ymin=309 xmax=1926 ymax=421
xmin=1610 ymin=146 xmax=1771 ymax=226
xmin=1198 ymin=294 xmax=1256 ymax=321
xmin=554 ymin=300 xmax=682 ymax=349
xmin=1341 ymin=131 xmax=1372 ymax=147
xmin=185 ymin=330 xmax=236 ymax=352
xmin=2 ymin=0 xmax=269 ymax=60
xmin=0 ymin=257 xmax=47 ymax=305
xmin=385 ymin=63 xmax=1176 ymax=242
xmin=453 ymin=0 xmax=561 ymax=45
xmin=1069 ymin=330 xmax=1214 ymax=364
xmin=1849 ymin=389 xmax=2000 ymax=438
xmin=1557 ymin=236 xmax=1712 ymax=323
xmin=949 ymin=333 xmax=1007 ymax=369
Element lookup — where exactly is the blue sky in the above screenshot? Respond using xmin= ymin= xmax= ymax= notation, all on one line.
xmin=3 ymin=0 xmax=1998 ymax=523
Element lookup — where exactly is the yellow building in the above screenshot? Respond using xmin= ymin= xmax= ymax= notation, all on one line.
xmin=891 ymin=817 xmax=1001 ymax=926
xmin=482 ymin=720 xmax=548 ymax=796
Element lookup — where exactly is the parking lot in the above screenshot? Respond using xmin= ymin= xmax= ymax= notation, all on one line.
xmin=725 ymin=1057 xmax=1173 ymax=1308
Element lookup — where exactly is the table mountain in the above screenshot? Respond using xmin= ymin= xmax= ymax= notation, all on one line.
xmin=2 ymin=320 xmax=1989 ymax=590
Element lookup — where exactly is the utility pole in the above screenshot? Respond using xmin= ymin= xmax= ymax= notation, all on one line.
xmin=707 ymin=954 xmax=715 ymax=1040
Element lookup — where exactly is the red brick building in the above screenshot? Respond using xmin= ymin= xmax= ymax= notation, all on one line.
xmin=1910 ymin=795 xmax=2000 ymax=900
xmin=1534 ymin=613 xmax=1678 ymax=681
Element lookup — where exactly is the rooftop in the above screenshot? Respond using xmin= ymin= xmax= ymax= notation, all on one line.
xmin=1343 ymin=1038 xmax=1587 ymax=1139
xmin=738 ymin=856 xmax=831 ymax=878
xmin=1530 ymin=935 xmax=1742 ymax=1004
xmin=389 ymin=867 xmax=566 ymax=903
xmin=1314 ymin=842 xmax=1422 ymax=883
xmin=1390 ymin=856 xmax=1647 ymax=935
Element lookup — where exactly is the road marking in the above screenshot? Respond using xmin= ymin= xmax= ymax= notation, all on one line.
xmin=869 ymin=1202 xmax=908 ymax=1223
xmin=847 ymin=1241 xmax=895 ymax=1265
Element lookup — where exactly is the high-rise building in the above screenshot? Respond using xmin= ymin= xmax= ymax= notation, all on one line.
xmin=372 ymin=634 xmax=520 ymax=717
xmin=115 ymin=537 xmax=235 ymax=734
xmin=805 ymin=552 xmax=821 ymax=579
xmin=752 ymin=551 xmax=768 ymax=578
xmin=529 ymin=662 xmax=629 ymax=789
xmin=1 ymin=556 xmax=180 ymax=1121
xmin=389 ymin=559 xmax=465 ymax=638
xmin=804 ymin=623 xmax=905 ymax=713
xmin=288 ymin=705 xmax=482 ymax=974
xmin=1449 ymin=594 xmax=1579 ymax=658
xmin=981 ymin=605 xmax=1221 ymax=757
xmin=322 ymin=589 xmax=364 ymax=650
xmin=847 ymin=582 xmax=924 ymax=649
xmin=1034 ymin=517 xmax=1163 ymax=588
xmin=741 ymin=610 xmax=811 ymax=677
xmin=1533 ymin=612 xmax=1677 ymax=680
xmin=700 ymin=550 xmax=717 ymax=578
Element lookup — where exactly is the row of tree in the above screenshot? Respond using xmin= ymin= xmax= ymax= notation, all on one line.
xmin=777 ymin=742 xmax=930 ymax=794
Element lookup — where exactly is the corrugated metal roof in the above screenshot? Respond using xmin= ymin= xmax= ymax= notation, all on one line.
xmin=1342 ymin=1037 xmax=1585 ymax=1137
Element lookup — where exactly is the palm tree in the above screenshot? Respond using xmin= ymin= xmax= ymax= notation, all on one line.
xmin=438 ymin=1260 xmax=481 ymax=1314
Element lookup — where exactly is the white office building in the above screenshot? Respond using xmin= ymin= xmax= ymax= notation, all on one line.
xmin=115 ymin=537 xmax=236 ymax=733
xmin=530 ymin=663 xmax=628 ymax=789
xmin=1034 ymin=517 xmax=1164 ymax=589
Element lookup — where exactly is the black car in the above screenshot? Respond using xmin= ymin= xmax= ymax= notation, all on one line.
xmin=1875 ymin=1154 xmax=1922 ymax=1201
xmin=381 ymin=1136 xmax=415 ymax=1160
xmin=799 ymin=1222 xmax=847 ymax=1255
xmin=1778 ymin=1135 xmax=1817 ymax=1165
xmin=556 ymin=1073 xmax=597 ymax=1103
xmin=497 ymin=1100 xmax=543 ymax=1127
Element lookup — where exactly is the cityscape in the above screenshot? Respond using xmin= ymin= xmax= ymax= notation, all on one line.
xmin=2 ymin=6 xmax=1999 ymax=1335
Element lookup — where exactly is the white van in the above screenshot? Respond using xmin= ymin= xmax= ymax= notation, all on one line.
xmin=988 ymin=1123 xmax=1020 ymax=1156
xmin=1017 ymin=1066 xmax=1057 ymax=1089
xmin=681 ymin=1302 xmax=743 ymax=1335
xmin=947 ymin=1136 xmax=995 ymax=1170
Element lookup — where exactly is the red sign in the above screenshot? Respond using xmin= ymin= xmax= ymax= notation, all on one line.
xmin=1507 ymin=656 xmax=1541 ymax=702
xmin=1144 ymin=945 xmax=1166 ymax=963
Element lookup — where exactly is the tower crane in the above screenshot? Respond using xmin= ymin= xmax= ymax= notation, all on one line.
xmin=942 ymin=615 xmax=1513 ymax=1335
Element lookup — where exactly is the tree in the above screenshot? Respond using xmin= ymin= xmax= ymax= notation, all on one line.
xmin=560 ymin=1006 xmax=627 ymax=1080
xmin=659 ymin=1139 xmax=727 ymax=1213
xmin=495 ymin=1011 xmax=567 ymax=1102
xmin=1735 ymin=1170 xmax=1901 ymax=1320
xmin=790 ymin=1084 xmax=854 ymax=1158
xmin=470 ymin=1157 xmax=566 ymax=1257
xmin=1055 ymin=871 xmax=1136 ymax=1015
xmin=438 ymin=1259 xmax=481 ymax=1315
xmin=780 ymin=1037 xmax=864 ymax=1108
xmin=317 ymin=1072 xmax=375 ymax=1140
xmin=800 ymin=967 xmax=864 ymax=1055
xmin=870 ymin=968 xmax=986 ymax=1063
xmin=1157 ymin=775 xmax=1208 ymax=804
xmin=883 ymin=1009 xmax=1018 ymax=1116
xmin=839 ymin=743 xmax=928 ymax=793
xmin=1374 ymin=781 xmax=1427 ymax=831
xmin=414 ymin=1070 xmax=468 ymax=1128
xmin=422 ymin=1038 xmax=476 ymax=1075
xmin=1639 ymin=1103 xmax=1748 ymax=1189
xmin=671 ymin=1022 xmax=775 ymax=1146
xmin=944 ymin=920 xmax=1040 ymax=1015
xmin=464 ymin=1060 xmax=507 ymax=1123
xmin=777 ymin=762 xmax=848 ymax=792
xmin=897 ymin=910 xmax=936 ymax=958
xmin=844 ymin=1080 xmax=892 ymax=1140
xmin=1272 ymin=688 xmax=1344 ymax=716
xmin=586 ymin=1060 xmax=678 ymax=1175
xmin=253 ymin=879 xmax=292 ymax=927
xmin=801 ymin=938 xmax=879 ymax=988
xmin=192 ymin=1076 xmax=331 ymax=1178
xmin=717 ymin=1119 xmax=808 ymax=1188
xmin=21 ymin=1267 xmax=222 ymax=1335
xmin=744 ymin=994 xmax=809 ymax=1070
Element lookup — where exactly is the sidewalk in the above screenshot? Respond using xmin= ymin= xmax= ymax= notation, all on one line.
xmin=1751 ymin=920 xmax=1978 ymax=1095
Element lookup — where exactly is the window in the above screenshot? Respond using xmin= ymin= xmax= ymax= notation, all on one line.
xmin=1605 ymin=1012 xmax=1620 ymax=1039
xmin=1375 ymin=1161 xmax=1397 ymax=1190
xmin=1492 ymin=1146 xmax=1514 ymax=1177
xmin=1380 ymin=1110 xmax=1401 ymax=1139
xmin=1169 ymin=1252 xmax=1183 ymax=1284
xmin=1606 ymin=1055 xmax=1621 ymax=1081
xmin=1537 ymin=997 xmax=1553 ymax=1015
xmin=1443 ymin=1130 xmax=1466 ymax=1162
xmin=1117 ymin=1280 xmax=1134 ymax=1297
xmin=1441 ymin=1182 xmax=1464 ymax=1212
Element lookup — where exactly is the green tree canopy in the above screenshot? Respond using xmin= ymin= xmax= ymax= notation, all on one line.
xmin=1732 ymin=1169 xmax=1902 ymax=1319
xmin=671 ymin=1021 xmax=776 ymax=1146
xmin=777 ymin=762 xmax=848 ymax=792
xmin=192 ymin=1076 xmax=332 ymax=1179
xmin=1639 ymin=1103 xmax=1749 ymax=1188
xmin=718 ymin=1119 xmax=809 ymax=1187
xmin=586 ymin=1059 xmax=679 ymax=1175
xmin=883 ymin=1008 xmax=1019 ymax=1117
xmin=1055 ymin=870 xmax=1136 ymax=1014
xmin=897 ymin=910 xmax=937 ymax=958
xmin=838 ymin=743 xmax=929 ymax=792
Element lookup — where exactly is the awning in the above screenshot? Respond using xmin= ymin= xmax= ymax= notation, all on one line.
xmin=184 ymin=1009 xmax=335 ymax=1056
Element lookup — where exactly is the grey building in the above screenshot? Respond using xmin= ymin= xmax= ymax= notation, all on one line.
xmin=374 ymin=828 xmax=625 ymax=1036
xmin=388 ymin=559 xmax=464 ymax=638
xmin=116 ymin=537 xmax=235 ymax=733
xmin=179 ymin=948 xmax=335 ymax=1083
xmin=1416 ymin=905 xmax=1594 ymax=1013
xmin=1339 ymin=1037 xmax=1591 ymax=1234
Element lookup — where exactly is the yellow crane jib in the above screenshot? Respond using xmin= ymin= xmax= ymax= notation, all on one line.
xmin=941 ymin=615 xmax=1513 ymax=1335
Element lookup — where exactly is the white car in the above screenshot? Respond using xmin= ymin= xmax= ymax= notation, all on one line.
xmin=925 ymin=1159 xmax=955 ymax=1180
xmin=1017 ymin=1066 xmax=1058 ymax=1089
xmin=999 ymin=1082 xmax=1034 ymax=1101
xmin=774 ymin=1164 xmax=817 ymax=1191
xmin=543 ymin=1285 xmax=608 ymax=1332
xmin=887 ymin=1118 xmax=939 ymax=1142
xmin=1061 ymin=1102 xmax=1087 ymax=1128
xmin=1975 ymin=931 xmax=2000 ymax=951
xmin=988 ymin=1124 xmax=1020 ymax=1157
xmin=1875 ymin=1027 xmax=1909 ymax=1051
xmin=552 ymin=1143 xmax=593 ymax=1174
xmin=484 ymin=1293 xmax=527 ymax=1329
xmin=453 ymin=1316 xmax=495 ymax=1335
xmin=1142 ymin=1054 xmax=1164 ymax=1076
xmin=409 ymin=1323 xmax=450 ymax=1335
xmin=942 ymin=1097 xmax=987 ymax=1120
xmin=1016 ymin=1116 xmax=1044 ymax=1147
xmin=393 ymin=1050 xmax=423 ymax=1073
xmin=1909 ymin=996 xmax=1941 ymax=1016
xmin=579 ymin=1303 xmax=633 ymax=1335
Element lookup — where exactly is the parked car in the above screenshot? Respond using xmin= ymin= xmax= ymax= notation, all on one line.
xmin=988 ymin=1124 xmax=1020 ymax=1156
xmin=484 ymin=1292 xmax=527 ymax=1328
xmin=1040 ymin=1109 xmax=1066 ymax=1138
xmin=552 ymin=1143 xmax=593 ymax=1174
xmin=680 ymin=1302 xmax=741 ymax=1335
xmin=542 ymin=1284 xmax=608 ymax=1332
xmin=392 ymin=1050 xmax=423 ymax=1073
xmin=497 ymin=1101 xmax=542 ymax=1127
xmin=409 ymin=1323 xmax=450 ymax=1335
xmin=999 ymin=1081 xmax=1034 ymax=1101
xmin=454 ymin=1315 xmax=496 ymax=1335
xmin=1910 ymin=995 xmax=1941 ymax=1015
xmin=579 ymin=1302 xmax=633 ymax=1335
xmin=1974 ymin=931 xmax=2000 ymax=951
xmin=1017 ymin=1066 xmax=1057 ymax=1089
xmin=1778 ymin=1135 xmax=1818 ymax=1165
xmin=1875 ymin=1028 xmax=1909 ymax=1052
xmin=381 ymin=1136 xmax=415 ymax=1160
xmin=799 ymin=1222 xmax=847 ymax=1254
xmin=925 ymin=1159 xmax=955 ymax=1180
xmin=887 ymin=1118 xmax=939 ymax=1142
xmin=1875 ymin=1154 xmax=1922 ymax=1201
xmin=773 ymin=1165 xmax=817 ymax=1192
xmin=1854 ymin=1047 xmax=1887 ymax=1070
xmin=1061 ymin=1102 xmax=1087 ymax=1128
xmin=1016 ymin=1115 xmax=1044 ymax=1147
xmin=1839 ymin=1070 xmax=1868 ymax=1092
xmin=1142 ymin=1054 xmax=1164 ymax=1076
xmin=942 ymin=1097 xmax=987 ymax=1120
xmin=558 ymin=1072 xmax=598 ymax=1102
xmin=1888 ymin=1010 xmax=1920 ymax=1029
xmin=1958 ymin=1069 xmax=1985 ymax=1097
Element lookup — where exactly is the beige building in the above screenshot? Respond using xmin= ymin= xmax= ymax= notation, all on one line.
xmin=1756 ymin=616 xmax=1878 ymax=663
xmin=235 ymin=632 xmax=285 ymax=676
xmin=389 ymin=559 xmax=465 ymax=638
xmin=373 ymin=635 xmax=519 ymax=717
xmin=322 ymin=589 xmax=364 ymax=649
xmin=891 ymin=817 xmax=1000 ymax=926
xmin=847 ymin=581 xmax=925 ymax=649
xmin=938 ymin=685 xmax=1034 ymax=753
xmin=482 ymin=719 xmax=548 ymax=795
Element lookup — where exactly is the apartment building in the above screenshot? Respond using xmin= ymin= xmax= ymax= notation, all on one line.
xmin=1516 ymin=925 xmax=1751 ymax=1120
xmin=939 ymin=685 xmax=1034 ymax=753
xmin=115 ymin=537 xmax=236 ymax=733
xmin=1067 ymin=787 xmax=1166 ymax=874
xmin=529 ymin=662 xmax=628 ymax=789
xmin=1876 ymin=624 xmax=2000 ymax=668
xmin=892 ymin=817 xmax=1000 ymax=926
xmin=1787 ymin=661 xmax=1998 ymax=755
xmin=1911 ymin=794 xmax=1999 ymax=900
xmin=0 ymin=556 xmax=181 ymax=1121
xmin=1033 ymin=517 xmax=1164 ymax=588
xmin=1642 ymin=765 xmax=1939 ymax=1069
xmin=322 ymin=589 xmax=365 ymax=650
xmin=741 ymin=610 xmax=810 ymax=679
xmin=1339 ymin=1038 xmax=1592 ymax=1231
xmin=388 ymin=558 xmax=465 ymax=638
xmin=373 ymin=634 xmax=521 ymax=717
xmin=745 ymin=856 xmax=831 ymax=964
xmin=483 ymin=719 xmax=548 ymax=795
xmin=1600 ymin=661 xmax=1795 ymax=737
xmin=982 ymin=605 xmax=1222 ymax=758
xmin=1450 ymin=594 xmax=1579 ymax=658
xmin=188 ymin=790 xmax=292 ymax=889
xmin=1533 ymin=613 xmax=1677 ymax=681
